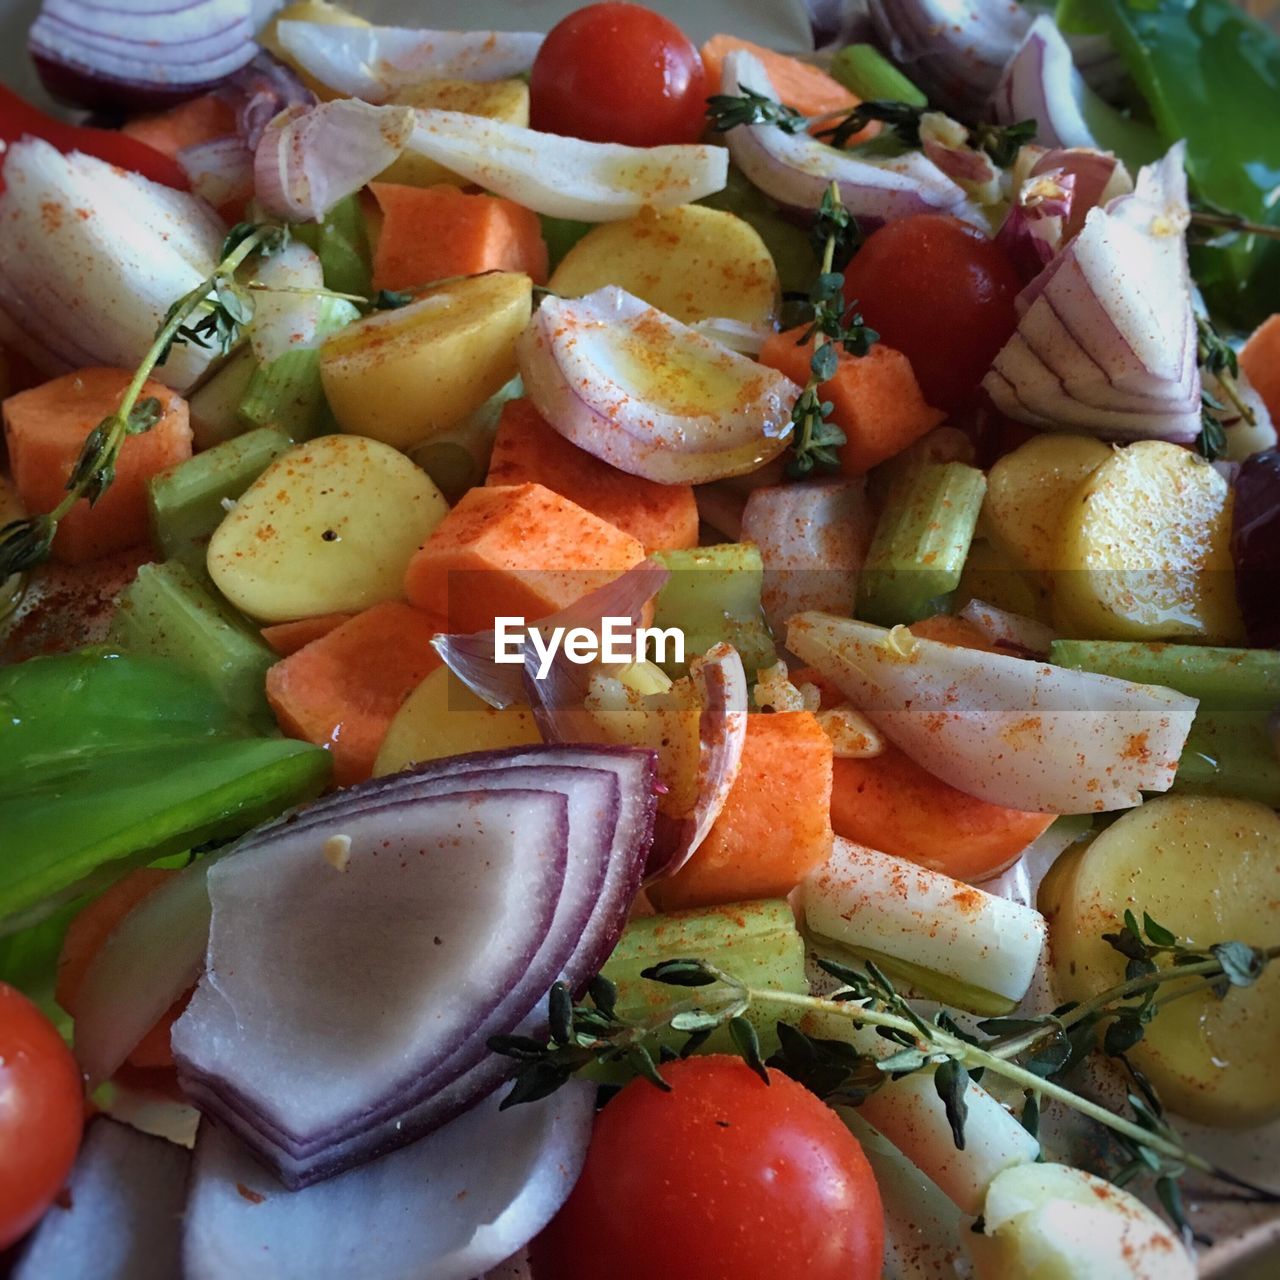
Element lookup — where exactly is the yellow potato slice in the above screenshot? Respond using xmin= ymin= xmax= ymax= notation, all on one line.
xmin=377 ymin=79 xmax=530 ymax=188
xmin=374 ymin=666 xmax=539 ymax=776
xmin=955 ymin=538 xmax=1051 ymax=623
xmin=321 ymin=272 xmax=531 ymax=449
xmin=982 ymin=433 xmax=1111 ymax=572
xmin=1045 ymin=794 xmax=1280 ymax=1127
xmin=207 ymin=435 xmax=447 ymax=623
xmin=549 ymin=205 xmax=779 ymax=329
xmin=1051 ymin=440 xmax=1244 ymax=642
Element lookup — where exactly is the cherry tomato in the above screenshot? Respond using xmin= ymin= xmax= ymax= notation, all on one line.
xmin=842 ymin=214 xmax=1022 ymax=413
xmin=0 ymin=984 xmax=84 ymax=1249
xmin=530 ymin=3 xmax=708 ymax=147
xmin=530 ymin=1055 xmax=884 ymax=1280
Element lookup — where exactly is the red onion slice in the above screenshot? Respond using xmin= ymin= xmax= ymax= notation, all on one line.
xmin=13 ymin=1119 xmax=189 ymax=1280
xmin=994 ymin=15 xmax=1101 ymax=151
xmin=221 ymin=50 xmax=316 ymax=149
xmin=177 ymin=135 xmax=253 ymax=211
xmin=274 ymin=21 xmax=543 ymax=103
xmin=517 ymin=286 xmax=800 ymax=485
xmin=30 ymin=0 xmax=257 ymax=111
xmin=786 ymin=612 xmax=1198 ymax=814
xmin=985 ymin=144 xmax=1202 ymax=443
xmin=719 ymin=50 xmax=976 ymax=228
xmin=184 ymin=1083 xmax=593 ymax=1280
xmin=1031 ymin=147 xmax=1132 ymax=239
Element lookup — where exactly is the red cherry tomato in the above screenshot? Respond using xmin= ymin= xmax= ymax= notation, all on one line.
xmin=530 ymin=3 xmax=708 ymax=147
xmin=842 ymin=214 xmax=1022 ymax=413
xmin=530 ymin=1055 xmax=884 ymax=1280
xmin=0 ymin=983 xmax=84 ymax=1249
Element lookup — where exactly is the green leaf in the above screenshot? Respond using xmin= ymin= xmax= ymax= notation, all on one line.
xmin=626 ymin=1044 xmax=672 ymax=1092
xmin=548 ymin=981 xmax=573 ymax=1047
xmin=729 ymin=1015 xmax=770 ymax=1085
xmin=640 ymin=958 xmax=721 ymax=987
xmin=487 ymin=1033 xmax=551 ymax=1061
xmin=499 ymin=1060 xmax=572 ymax=1109
xmin=934 ymin=1059 xmax=970 ymax=1151
xmin=586 ymin=974 xmax=617 ymax=1018
xmin=126 ymin=397 xmax=164 ymax=436
xmin=876 ymin=1047 xmax=930 ymax=1075
xmin=669 ymin=1008 xmax=725 ymax=1034
xmin=1103 ymin=1012 xmax=1146 ymax=1057
xmin=0 ymin=515 xmax=56 ymax=579
xmin=1020 ymin=1090 xmax=1041 ymax=1141
xmin=372 ymin=288 xmax=414 ymax=310
xmin=1141 ymin=913 xmax=1178 ymax=948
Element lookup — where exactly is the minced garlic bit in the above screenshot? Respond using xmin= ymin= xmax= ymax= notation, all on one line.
xmin=753 ymin=661 xmax=819 ymax=713
xmin=884 ymin=624 xmax=918 ymax=658
xmin=816 ymin=705 xmax=884 ymax=758
xmin=219 ymin=496 xmax=238 ymax=513
xmin=322 ymin=833 xmax=353 ymax=872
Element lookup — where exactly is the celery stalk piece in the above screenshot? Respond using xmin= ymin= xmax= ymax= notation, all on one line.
xmin=651 ymin=543 xmax=777 ymax=679
xmin=539 ymin=215 xmax=592 ymax=273
xmin=1171 ymin=712 xmax=1280 ymax=806
xmin=829 ymin=44 xmax=927 ymax=106
xmin=237 ymin=349 xmax=333 ymax=441
xmin=597 ymin=899 xmax=807 ymax=1070
xmin=856 ymin=462 xmax=987 ymax=625
xmin=111 ymin=561 xmax=276 ymax=731
xmin=147 ymin=427 xmax=290 ymax=570
xmin=188 ymin=349 xmax=259 ymax=451
xmin=408 ymin=376 xmax=523 ymax=503
xmin=698 ymin=167 xmax=815 ymax=295
xmin=291 ymin=193 xmax=372 ymax=298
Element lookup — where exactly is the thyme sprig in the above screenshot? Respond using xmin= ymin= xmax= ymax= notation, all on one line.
xmin=1195 ymin=315 xmax=1255 ymax=462
xmin=491 ymin=915 xmax=1280 ymax=1238
xmin=0 ymin=221 xmax=290 ymax=580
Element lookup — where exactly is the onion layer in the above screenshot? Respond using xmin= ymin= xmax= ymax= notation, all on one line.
xmin=993 ymin=16 xmax=1101 ymax=152
xmin=517 ymin=287 xmax=800 ymax=485
xmin=785 ymin=611 xmax=1198 ymax=814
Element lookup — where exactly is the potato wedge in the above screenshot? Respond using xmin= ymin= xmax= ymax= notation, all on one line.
xmin=1044 ymin=794 xmax=1280 ymax=1127
xmin=321 ymin=272 xmax=531 ymax=449
xmin=955 ymin=538 xmax=1051 ymax=623
xmin=208 ymin=435 xmax=448 ymax=623
xmin=548 ymin=205 xmax=779 ymax=329
xmin=1051 ymin=440 xmax=1244 ymax=642
xmin=982 ymin=433 xmax=1110 ymax=572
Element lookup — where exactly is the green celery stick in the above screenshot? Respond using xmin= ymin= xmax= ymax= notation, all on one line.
xmin=408 ymin=376 xmax=523 ymax=503
xmin=651 ymin=543 xmax=777 ymax=679
xmin=539 ymin=215 xmax=593 ymax=273
xmin=698 ymin=167 xmax=815 ymax=295
xmin=188 ymin=348 xmax=258 ymax=451
xmin=111 ymin=561 xmax=275 ymax=730
xmin=1047 ymin=640 xmax=1280 ymax=713
xmin=595 ymin=899 xmax=807 ymax=1075
xmin=147 ymin=427 xmax=290 ymax=569
xmin=291 ymin=194 xmax=372 ymax=297
xmin=238 ymin=349 xmax=332 ymax=441
xmin=829 ymin=44 xmax=927 ymax=105
xmin=1177 ymin=712 xmax=1280 ymax=807
xmin=857 ymin=462 xmax=987 ymax=625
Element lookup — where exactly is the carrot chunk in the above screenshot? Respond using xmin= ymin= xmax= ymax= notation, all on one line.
xmin=758 ymin=330 xmax=945 ymax=475
xmin=700 ymin=34 xmax=858 ymax=119
xmin=486 ymin=399 xmax=698 ymax=553
xmin=1241 ymin=314 xmax=1280 ymax=428
xmin=260 ymin=612 xmax=355 ymax=658
xmin=404 ymin=482 xmax=648 ymax=633
xmin=3 ymin=368 xmax=191 ymax=564
xmin=369 ymin=182 xmax=549 ymax=291
xmin=648 ymin=712 xmax=834 ymax=912
xmin=120 ymin=94 xmax=238 ymax=159
xmin=265 ymin=601 xmax=441 ymax=787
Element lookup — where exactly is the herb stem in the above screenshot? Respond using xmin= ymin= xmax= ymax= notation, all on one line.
xmin=1191 ymin=210 xmax=1280 ymax=242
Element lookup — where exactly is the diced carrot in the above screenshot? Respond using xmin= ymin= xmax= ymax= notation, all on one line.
xmin=56 ymin=868 xmax=188 ymax=1071
xmin=260 ymin=612 xmax=355 ymax=658
xmin=648 ymin=712 xmax=834 ymax=912
xmin=3 ymin=368 xmax=192 ymax=564
xmin=120 ymin=94 xmax=238 ymax=160
xmin=829 ymin=742 xmax=1053 ymax=883
xmin=486 ymin=399 xmax=698 ymax=553
xmin=404 ymin=482 xmax=648 ymax=633
xmin=1241 ymin=314 xmax=1280 ymax=427
xmin=265 ymin=600 xmax=441 ymax=787
xmin=369 ymin=183 xmax=549 ymax=292
xmin=758 ymin=330 xmax=945 ymax=475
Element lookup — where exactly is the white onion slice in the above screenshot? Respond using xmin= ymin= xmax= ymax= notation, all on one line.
xmin=254 ymin=100 xmax=416 ymax=222
xmin=985 ymin=144 xmax=1202 ymax=442
xmin=184 ymin=1083 xmax=592 ymax=1280
xmin=785 ymin=612 xmax=1198 ymax=814
xmin=29 ymin=0 xmax=256 ymax=111
xmin=405 ymin=111 xmax=728 ymax=221
xmin=741 ymin=479 xmax=876 ymax=639
xmin=517 ymin=286 xmax=800 ymax=485
xmin=274 ymin=21 xmax=543 ymax=102
xmin=0 ymin=140 xmax=225 ymax=389
xmin=246 ymin=241 xmax=358 ymax=363
xmin=719 ymin=50 xmax=976 ymax=227
xmin=803 ymin=837 xmax=1047 ymax=1008
xmin=177 ymin=136 xmax=254 ymax=210
xmin=13 ymin=1119 xmax=189 ymax=1280
xmin=958 ymin=600 xmax=1056 ymax=659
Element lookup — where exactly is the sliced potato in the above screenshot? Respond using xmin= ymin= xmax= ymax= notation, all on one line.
xmin=1044 ymin=794 xmax=1280 ymax=1127
xmin=955 ymin=538 xmax=1051 ymax=623
xmin=982 ymin=433 xmax=1110 ymax=572
xmin=378 ymin=79 xmax=530 ymax=188
xmin=374 ymin=666 xmax=539 ymax=775
xmin=548 ymin=205 xmax=779 ymax=329
xmin=207 ymin=435 xmax=447 ymax=623
xmin=1051 ymin=440 xmax=1244 ymax=642
xmin=321 ymin=272 xmax=531 ymax=449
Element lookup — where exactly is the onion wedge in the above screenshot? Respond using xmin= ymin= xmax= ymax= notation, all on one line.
xmin=718 ymin=49 xmax=975 ymax=226
xmin=993 ymin=16 xmax=1101 ymax=151
xmin=518 ymin=286 xmax=800 ymax=484
xmin=184 ymin=1083 xmax=593 ymax=1280
xmin=785 ymin=612 xmax=1197 ymax=814
xmin=273 ymin=21 xmax=543 ymax=102
xmin=13 ymin=1119 xmax=189 ymax=1280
